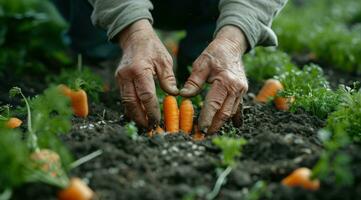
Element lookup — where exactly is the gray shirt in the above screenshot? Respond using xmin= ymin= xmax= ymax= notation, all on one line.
xmin=88 ymin=0 xmax=287 ymax=49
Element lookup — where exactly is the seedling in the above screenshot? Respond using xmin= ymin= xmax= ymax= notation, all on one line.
xmin=125 ymin=121 xmax=138 ymax=140
xmin=3 ymin=86 xmax=101 ymax=199
xmin=213 ymin=136 xmax=247 ymax=166
xmin=206 ymin=136 xmax=247 ymax=200
xmin=246 ymin=181 xmax=269 ymax=200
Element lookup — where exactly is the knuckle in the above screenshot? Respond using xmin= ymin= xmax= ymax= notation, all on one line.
xmin=138 ymin=91 xmax=154 ymax=104
xmin=122 ymin=95 xmax=137 ymax=103
xmin=208 ymin=100 xmax=223 ymax=111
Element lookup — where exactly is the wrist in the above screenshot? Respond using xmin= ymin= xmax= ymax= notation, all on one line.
xmin=118 ymin=19 xmax=153 ymax=49
xmin=215 ymin=25 xmax=248 ymax=54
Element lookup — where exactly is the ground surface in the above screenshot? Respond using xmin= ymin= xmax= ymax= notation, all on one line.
xmin=1 ymin=66 xmax=360 ymax=200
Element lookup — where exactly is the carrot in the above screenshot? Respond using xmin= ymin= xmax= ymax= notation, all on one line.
xmin=255 ymin=79 xmax=284 ymax=103
xmin=30 ymin=149 xmax=62 ymax=178
xmin=192 ymin=125 xmax=205 ymax=141
xmin=147 ymin=126 xmax=165 ymax=137
xmin=274 ymin=96 xmax=295 ymax=111
xmin=163 ymin=95 xmax=179 ymax=133
xmin=281 ymin=167 xmax=320 ymax=191
xmin=179 ymin=98 xmax=194 ymax=134
xmin=58 ymin=84 xmax=89 ymax=118
xmin=6 ymin=117 xmax=22 ymax=129
xmin=71 ymin=89 xmax=88 ymax=117
xmin=58 ymin=177 xmax=94 ymax=200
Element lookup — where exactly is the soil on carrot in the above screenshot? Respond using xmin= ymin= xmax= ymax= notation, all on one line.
xmin=5 ymin=72 xmax=361 ymax=200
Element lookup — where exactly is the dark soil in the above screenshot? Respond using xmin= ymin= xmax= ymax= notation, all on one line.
xmin=3 ymin=68 xmax=361 ymax=200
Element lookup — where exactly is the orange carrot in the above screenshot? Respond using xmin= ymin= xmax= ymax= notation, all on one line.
xmin=274 ymin=96 xmax=295 ymax=111
xmin=281 ymin=167 xmax=320 ymax=191
xmin=6 ymin=117 xmax=22 ymax=129
xmin=192 ymin=125 xmax=205 ymax=141
xmin=30 ymin=149 xmax=62 ymax=178
xmin=255 ymin=79 xmax=284 ymax=103
xmin=58 ymin=84 xmax=89 ymax=118
xmin=71 ymin=89 xmax=88 ymax=117
xmin=58 ymin=177 xmax=94 ymax=200
xmin=163 ymin=95 xmax=179 ymax=133
xmin=147 ymin=126 xmax=165 ymax=137
xmin=179 ymin=98 xmax=194 ymax=134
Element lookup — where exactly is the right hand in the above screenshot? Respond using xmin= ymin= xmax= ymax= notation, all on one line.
xmin=115 ymin=19 xmax=178 ymax=128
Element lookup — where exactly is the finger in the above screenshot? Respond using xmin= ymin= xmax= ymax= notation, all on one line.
xmin=231 ymin=96 xmax=242 ymax=116
xmin=198 ymin=80 xmax=227 ymax=133
xmin=119 ymin=80 xmax=148 ymax=127
xmin=232 ymin=98 xmax=244 ymax=128
xmin=208 ymin=94 xmax=237 ymax=134
xmin=155 ymin=57 xmax=179 ymax=95
xmin=134 ymin=69 xmax=161 ymax=128
xmin=180 ymin=56 xmax=210 ymax=97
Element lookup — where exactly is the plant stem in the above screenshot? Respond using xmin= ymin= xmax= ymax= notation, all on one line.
xmin=206 ymin=166 xmax=233 ymax=200
xmin=18 ymin=90 xmax=39 ymax=152
xmin=70 ymin=149 xmax=103 ymax=169
xmin=77 ymin=54 xmax=82 ymax=72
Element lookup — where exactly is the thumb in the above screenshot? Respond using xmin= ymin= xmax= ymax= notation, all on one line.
xmin=180 ymin=57 xmax=210 ymax=97
xmin=155 ymin=58 xmax=179 ymax=95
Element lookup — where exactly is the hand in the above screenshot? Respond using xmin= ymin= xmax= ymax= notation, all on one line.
xmin=180 ymin=25 xmax=249 ymax=134
xmin=115 ymin=19 xmax=178 ymax=128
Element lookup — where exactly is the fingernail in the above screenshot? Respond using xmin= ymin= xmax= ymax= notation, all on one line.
xmin=200 ymin=127 xmax=208 ymax=134
xmin=180 ymin=88 xmax=188 ymax=94
xmin=171 ymin=85 xmax=179 ymax=93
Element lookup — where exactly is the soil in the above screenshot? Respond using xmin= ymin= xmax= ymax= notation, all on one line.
xmin=2 ymin=67 xmax=361 ymax=200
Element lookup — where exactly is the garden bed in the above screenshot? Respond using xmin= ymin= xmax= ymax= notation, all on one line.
xmin=4 ymin=70 xmax=360 ymax=200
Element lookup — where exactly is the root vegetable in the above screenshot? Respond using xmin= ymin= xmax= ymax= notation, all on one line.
xmin=147 ymin=126 xmax=165 ymax=137
xmin=58 ymin=84 xmax=89 ymax=117
xmin=192 ymin=125 xmax=205 ymax=141
xmin=58 ymin=177 xmax=94 ymax=200
xmin=256 ymin=79 xmax=284 ymax=103
xmin=163 ymin=95 xmax=179 ymax=133
xmin=274 ymin=96 xmax=295 ymax=111
xmin=281 ymin=167 xmax=320 ymax=191
xmin=6 ymin=117 xmax=22 ymax=128
xmin=179 ymin=98 xmax=194 ymax=134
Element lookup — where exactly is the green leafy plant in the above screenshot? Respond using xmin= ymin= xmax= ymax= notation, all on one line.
xmin=206 ymin=136 xmax=247 ymax=200
xmin=0 ymin=0 xmax=70 ymax=75
xmin=0 ymin=128 xmax=30 ymax=190
xmin=0 ymin=104 xmax=12 ymax=126
xmin=10 ymin=86 xmax=73 ymax=165
xmin=327 ymin=83 xmax=361 ymax=142
xmin=245 ymin=181 xmax=270 ymax=200
xmin=276 ymin=64 xmax=340 ymax=118
xmin=2 ymin=86 xmax=102 ymax=198
xmin=213 ymin=136 xmax=247 ymax=166
xmin=312 ymin=127 xmax=353 ymax=186
xmin=312 ymin=83 xmax=361 ymax=186
xmin=274 ymin=0 xmax=361 ymax=74
xmin=244 ymin=47 xmax=296 ymax=82
xmin=125 ymin=121 xmax=138 ymax=140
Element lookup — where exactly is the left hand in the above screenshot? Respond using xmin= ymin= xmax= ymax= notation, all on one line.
xmin=180 ymin=25 xmax=249 ymax=134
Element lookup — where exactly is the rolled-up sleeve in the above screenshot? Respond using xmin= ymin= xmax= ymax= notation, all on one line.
xmin=216 ymin=0 xmax=288 ymax=49
xmin=88 ymin=0 xmax=153 ymax=41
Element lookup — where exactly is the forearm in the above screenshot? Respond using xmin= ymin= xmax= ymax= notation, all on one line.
xmin=216 ymin=0 xmax=288 ymax=50
xmin=88 ymin=0 xmax=153 ymax=42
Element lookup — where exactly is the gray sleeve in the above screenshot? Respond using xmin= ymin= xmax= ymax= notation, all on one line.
xmin=88 ymin=0 xmax=153 ymax=41
xmin=216 ymin=0 xmax=288 ymax=49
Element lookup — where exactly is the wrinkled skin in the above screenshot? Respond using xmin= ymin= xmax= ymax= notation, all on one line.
xmin=116 ymin=20 xmax=248 ymax=133
xmin=180 ymin=26 xmax=248 ymax=134
xmin=115 ymin=19 xmax=178 ymax=128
